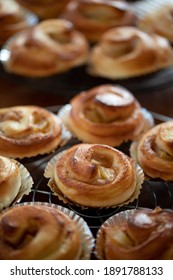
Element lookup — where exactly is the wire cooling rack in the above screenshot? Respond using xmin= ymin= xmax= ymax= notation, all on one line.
xmin=19 ymin=106 xmax=173 ymax=237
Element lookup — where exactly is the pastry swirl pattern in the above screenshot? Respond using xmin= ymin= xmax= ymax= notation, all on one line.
xmin=0 ymin=204 xmax=82 ymax=259
xmin=62 ymin=84 xmax=153 ymax=146
xmin=0 ymin=105 xmax=62 ymax=158
xmin=96 ymin=208 xmax=173 ymax=259
xmin=46 ymin=143 xmax=143 ymax=208
xmin=131 ymin=120 xmax=173 ymax=181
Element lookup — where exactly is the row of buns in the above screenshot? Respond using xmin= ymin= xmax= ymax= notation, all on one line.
xmin=1 ymin=0 xmax=173 ymax=78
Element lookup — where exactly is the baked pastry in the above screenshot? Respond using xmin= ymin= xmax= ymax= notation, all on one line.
xmin=0 ymin=105 xmax=62 ymax=158
xmin=139 ymin=5 xmax=173 ymax=43
xmin=0 ymin=204 xmax=83 ymax=259
xmin=3 ymin=19 xmax=89 ymax=77
xmin=15 ymin=0 xmax=69 ymax=19
xmin=130 ymin=120 xmax=173 ymax=181
xmin=45 ymin=143 xmax=144 ymax=208
xmin=95 ymin=207 xmax=173 ymax=259
xmin=0 ymin=0 xmax=37 ymax=45
xmin=59 ymin=84 xmax=154 ymax=147
xmin=0 ymin=156 xmax=33 ymax=210
xmin=62 ymin=0 xmax=137 ymax=43
xmin=88 ymin=26 xmax=173 ymax=79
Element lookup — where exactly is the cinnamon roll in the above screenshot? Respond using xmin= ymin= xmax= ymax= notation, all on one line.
xmin=59 ymin=84 xmax=154 ymax=147
xmin=62 ymin=0 xmax=137 ymax=43
xmin=0 ymin=204 xmax=83 ymax=259
xmin=0 ymin=105 xmax=62 ymax=158
xmin=3 ymin=19 xmax=89 ymax=77
xmin=130 ymin=120 xmax=173 ymax=181
xmin=0 ymin=156 xmax=33 ymax=210
xmin=95 ymin=207 xmax=173 ymax=259
xmin=88 ymin=26 xmax=173 ymax=79
xmin=15 ymin=0 xmax=69 ymax=19
xmin=139 ymin=5 xmax=173 ymax=43
xmin=45 ymin=143 xmax=144 ymax=208
xmin=0 ymin=0 xmax=37 ymax=45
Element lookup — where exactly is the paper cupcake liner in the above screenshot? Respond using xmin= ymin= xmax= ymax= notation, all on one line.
xmin=57 ymin=104 xmax=74 ymax=136
xmin=95 ymin=209 xmax=136 ymax=259
xmin=44 ymin=152 xmax=144 ymax=209
xmin=0 ymin=160 xmax=33 ymax=211
xmin=2 ymin=201 xmax=95 ymax=260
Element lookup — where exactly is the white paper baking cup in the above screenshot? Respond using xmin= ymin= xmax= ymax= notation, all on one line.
xmin=44 ymin=151 xmax=144 ymax=209
xmin=0 ymin=160 xmax=33 ymax=211
xmin=95 ymin=209 xmax=136 ymax=259
xmin=2 ymin=201 xmax=95 ymax=260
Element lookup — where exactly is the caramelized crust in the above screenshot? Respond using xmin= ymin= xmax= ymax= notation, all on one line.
xmin=0 ymin=204 xmax=82 ymax=259
xmin=139 ymin=5 xmax=173 ymax=43
xmin=0 ymin=105 xmax=62 ymax=158
xmin=96 ymin=208 xmax=173 ymax=259
xmin=88 ymin=26 xmax=173 ymax=79
xmin=0 ymin=0 xmax=36 ymax=45
xmin=4 ymin=19 xmax=89 ymax=77
xmin=46 ymin=143 xmax=142 ymax=208
xmin=16 ymin=0 xmax=69 ymax=19
xmin=0 ymin=156 xmax=21 ymax=210
xmin=63 ymin=84 xmax=153 ymax=146
xmin=134 ymin=120 xmax=173 ymax=181
xmin=62 ymin=0 xmax=137 ymax=42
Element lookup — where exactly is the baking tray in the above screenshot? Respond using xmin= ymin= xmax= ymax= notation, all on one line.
xmin=19 ymin=106 xmax=173 ymax=239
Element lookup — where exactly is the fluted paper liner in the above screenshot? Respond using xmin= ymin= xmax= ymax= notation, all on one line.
xmin=0 ymin=160 xmax=33 ymax=211
xmin=95 ymin=209 xmax=136 ymax=259
xmin=44 ymin=151 xmax=144 ymax=209
xmin=2 ymin=201 xmax=95 ymax=260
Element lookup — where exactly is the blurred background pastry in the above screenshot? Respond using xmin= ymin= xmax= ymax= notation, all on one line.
xmin=62 ymin=0 xmax=137 ymax=43
xmin=88 ymin=26 xmax=173 ymax=79
xmin=95 ymin=207 xmax=173 ymax=259
xmin=15 ymin=0 xmax=70 ymax=20
xmin=59 ymin=84 xmax=154 ymax=147
xmin=138 ymin=4 xmax=173 ymax=43
xmin=2 ymin=19 xmax=89 ymax=77
xmin=0 ymin=0 xmax=38 ymax=45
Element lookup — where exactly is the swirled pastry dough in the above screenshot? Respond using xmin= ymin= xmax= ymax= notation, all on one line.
xmin=130 ymin=120 xmax=173 ymax=181
xmin=96 ymin=208 xmax=173 ymax=259
xmin=88 ymin=26 xmax=173 ymax=79
xmin=46 ymin=143 xmax=143 ymax=208
xmin=61 ymin=84 xmax=154 ymax=146
xmin=139 ymin=5 xmax=173 ymax=43
xmin=0 ymin=156 xmax=21 ymax=210
xmin=0 ymin=204 xmax=82 ymax=259
xmin=15 ymin=0 xmax=69 ymax=19
xmin=0 ymin=105 xmax=62 ymax=158
xmin=4 ymin=19 xmax=89 ymax=77
xmin=62 ymin=0 xmax=137 ymax=43
xmin=0 ymin=0 xmax=36 ymax=45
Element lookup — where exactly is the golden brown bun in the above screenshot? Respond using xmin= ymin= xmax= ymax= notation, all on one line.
xmin=88 ymin=26 xmax=173 ymax=79
xmin=62 ymin=0 xmax=137 ymax=43
xmin=63 ymin=84 xmax=154 ymax=146
xmin=4 ymin=19 xmax=89 ymax=77
xmin=0 ymin=156 xmax=21 ymax=210
xmin=46 ymin=143 xmax=143 ymax=208
xmin=96 ymin=208 xmax=173 ymax=259
xmin=139 ymin=5 xmax=173 ymax=43
xmin=0 ymin=105 xmax=62 ymax=158
xmin=131 ymin=120 xmax=173 ymax=181
xmin=0 ymin=204 xmax=82 ymax=259
xmin=0 ymin=0 xmax=36 ymax=45
xmin=15 ymin=0 xmax=69 ymax=19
